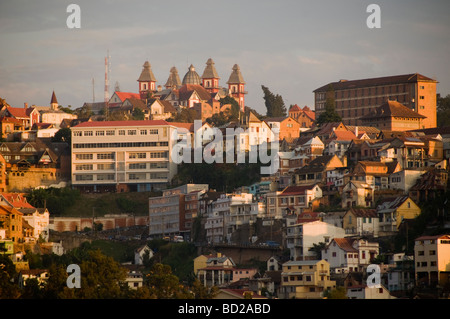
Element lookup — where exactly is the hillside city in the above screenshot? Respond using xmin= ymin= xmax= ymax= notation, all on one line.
xmin=0 ymin=59 xmax=449 ymax=300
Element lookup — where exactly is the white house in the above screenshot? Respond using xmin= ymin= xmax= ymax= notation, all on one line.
xmin=285 ymin=220 xmax=346 ymax=261
xmin=388 ymin=169 xmax=423 ymax=193
xmin=322 ymin=237 xmax=380 ymax=274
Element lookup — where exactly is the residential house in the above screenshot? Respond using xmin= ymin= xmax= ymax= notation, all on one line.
xmin=388 ymin=169 xmax=424 ymax=193
xmin=324 ymin=130 xmax=357 ymax=159
xmin=275 ymin=184 xmax=323 ymax=217
xmin=0 ymin=205 xmax=24 ymax=243
xmin=148 ymin=98 xmax=177 ymax=120
xmin=20 ymin=269 xmax=49 ymax=287
xmin=288 ymin=105 xmax=315 ymax=129
xmin=343 ymin=208 xmax=379 ymax=237
xmin=292 ymin=155 xmax=346 ymax=186
xmin=360 ymin=100 xmax=426 ymax=131
xmin=409 ymin=167 xmax=448 ymax=202
xmin=346 ymin=160 xmax=401 ymax=190
xmin=322 ymin=237 xmax=380 ymax=274
xmin=197 ymin=253 xmax=236 ymax=287
xmin=414 ymin=234 xmax=450 ymax=288
xmin=0 ymin=105 xmax=40 ymax=130
xmin=265 ymin=116 xmax=301 ymax=143
xmin=376 ymin=195 xmax=421 ymax=235
xmin=341 ymin=181 xmax=375 ymax=209
xmin=285 ymin=220 xmax=346 ymax=261
xmin=214 ymin=289 xmax=267 ymax=299
xmin=280 ymin=259 xmax=336 ymax=299
xmin=346 ymin=284 xmax=396 ymax=299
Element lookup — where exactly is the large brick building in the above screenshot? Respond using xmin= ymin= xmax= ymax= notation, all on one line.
xmin=313 ymin=73 xmax=437 ymax=128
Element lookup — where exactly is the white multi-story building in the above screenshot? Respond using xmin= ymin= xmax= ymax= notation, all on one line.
xmin=71 ymin=120 xmax=178 ymax=192
xmin=285 ymin=220 xmax=346 ymax=261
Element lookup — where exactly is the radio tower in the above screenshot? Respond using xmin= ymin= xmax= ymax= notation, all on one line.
xmin=104 ymin=50 xmax=111 ymax=119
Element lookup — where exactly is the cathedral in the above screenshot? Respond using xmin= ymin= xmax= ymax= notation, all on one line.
xmin=136 ymin=58 xmax=247 ymax=113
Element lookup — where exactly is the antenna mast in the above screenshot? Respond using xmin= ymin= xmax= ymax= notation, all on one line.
xmin=104 ymin=50 xmax=111 ymax=119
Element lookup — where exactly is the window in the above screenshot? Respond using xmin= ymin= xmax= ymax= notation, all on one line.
xmin=106 ymin=130 xmax=115 ymax=136
xmin=76 ymin=153 xmax=93 ymax=160
xmin=97 ymin=153 xmax=115 ymax=160
xmin=73 ymin=131 xmax=82 ymax=136
xmin=129 ymin=163 xmax=147 ymax=169
xmin=75 ymin=174 xmax=93 ymax=181
xmin=76 ymin=164 xmax=93 ymax=171
xmin=118 ymin=130 xmax=125 ymax=135
xmin=129 ymin=152 xmax=146 ymax=159
xmin=149 ymin=129 xmax=158 ymax=135
xmin=128 ymin=130 xmax=137 ymax=135
xmin=84 ymin=131 xmax=93 ymax=136
xmin=140 ymin=130 xmax=147 ymax=135
xmin=96 ymin=131 xmax=105 ymax=136
xmin=97 ymin=163 xmax=114 ymax=170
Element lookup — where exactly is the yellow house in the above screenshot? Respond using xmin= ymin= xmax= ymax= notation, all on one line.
xmin=280 ymin=259 xmax=336 ymax=299
xmin=376 ymin=196 xmax=421 ymax=233
xmin=415 ymin=234 xmax=450 ymax=287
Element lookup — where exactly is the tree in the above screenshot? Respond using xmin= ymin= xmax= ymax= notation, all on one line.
xmin=308 ymin=242 xmax=326 ymax=259
xmin=324 ymin=286 xmax=348 ymax=299
xmin=172 ymin=108 xmax=198 ymax=123
xmin=315 ymin=84 xmax=342 ymax=126
xmin=437 ymin=94 xmax=450 ymax=127
xmin=132 ymin=108 xmax=145 ymax=120
xmin=0 ymin=254 xmax=21 ymax=298
xmin=145 ymin=263 xmax=191 ymax=299
xmin=261 ymin=85 xmax=287 ymax=117
xmin=52 ymin=127 xmax=71 ymax=144
xmin=76 ymin=104 xmax=93 ymax=119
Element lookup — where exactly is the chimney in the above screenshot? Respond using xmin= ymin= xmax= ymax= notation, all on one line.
xmin=24 ymin=103 xmax=28 ymax=109
xmin=355 ymin=126 xmax=359 ymax=137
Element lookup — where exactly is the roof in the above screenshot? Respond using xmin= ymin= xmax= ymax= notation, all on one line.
xmin=113 ymin=91 xmax=141 ymax=102
xmin=178 ymin=84 xmax=212 ymax=102
xmin=182 ymin=64 xmax=201 ymax=85
xmin=50 ymin=91 xmax=58 ymax=104
xmin=73 ymin=119 xmax=169 ymax=128
xmin=6 ymin=106 xmax=37 ymax=119
xmin=201 ymin=58 xmax=220 ymax=79
xmin=347 ymin=208 xmax=377 ymax=218
xmin=415 ymin=234 xmax=450 ymax=241
xmin=227 ymin=64 xmax=246 ymax=84
xmin=164 ymin=66 xmax=182 ymax=88
xmin=137 ymin=61 xmax=157 ymax=82
xmin=313 ymin=73 xmax=438 ymax=92
xmin=333 ymin=238 xmax=358 ymax=252
xmin=376 ymin=195 xmax=413 ymax=211
xmin=361 ymin=100 xmax=426 ymax=120
xmin=0 ymin=193 xmax=35 ymax=209
xmin=280 ymin=184 xmax=319 ymax=195
xmin=331 ymin=130 xmax=357 ymax=141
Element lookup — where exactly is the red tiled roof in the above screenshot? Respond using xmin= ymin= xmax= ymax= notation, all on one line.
xmin=333 ymin=238 xmax=357 ymax=252
xmin=114 ymin=92 xmax=141 ymax=102
xmin=361 ymin=100 xmax=426 ymax=120
xmin=332 ymin=130 xmax=357 ymax=141
xmin=1 ymin=193 xmax=35 ymax=209
xmin=281 ymin=184 xmax=318 ymax=195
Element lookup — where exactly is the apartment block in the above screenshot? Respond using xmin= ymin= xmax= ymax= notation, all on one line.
xmin=71 ymin=120 xmax=178 ymax=193
xmin=415 ymin=234 xmax=450 ymax=287
xmin=313 ymin=73 xmax=437 ymax=128
xmin=280 ymin=259 xmax=336 ymax=299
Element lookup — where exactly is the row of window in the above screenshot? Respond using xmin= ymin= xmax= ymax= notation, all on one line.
xmin=73 ymin=128 xmax=161 ymax=137
xmin=73 ymin=142 xmax=168 ymax=149
xmin=75 ymin=173 xmax=168 ymax=181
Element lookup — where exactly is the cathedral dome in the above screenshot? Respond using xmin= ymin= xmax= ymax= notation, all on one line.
xmin=182 ymin=64 xmax=201 ymax=85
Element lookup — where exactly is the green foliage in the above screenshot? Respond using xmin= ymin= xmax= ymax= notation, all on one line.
xmin=261 ymin=85 xmax=287 ymax=117
xmin=172 ymin=108 xmax=198 ymax=123
xmin=324 ymin=286 xmax=348 ymax=299
xmin=52 ymin=127 xmax=71 ymax=144
xmin=132 ymin=108 xmax=145 ymax=120
xmin=316 ymin=84 xmax=342 ymax=126
xmin=26 ymin=187 xmax=81 ymax=216
xmin=173 ymin=159 xmax=263 ymax=192
xmin=437 ymin=93 xmax=450 ymax=127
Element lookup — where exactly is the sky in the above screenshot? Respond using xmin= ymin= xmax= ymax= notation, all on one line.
xmin=1 ymin=0 xmax=450 ymax=116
